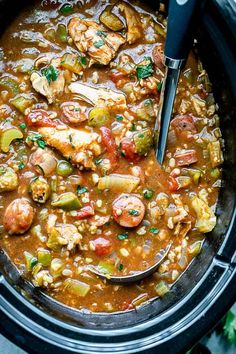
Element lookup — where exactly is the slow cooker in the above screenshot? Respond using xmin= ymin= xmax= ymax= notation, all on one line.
xmin=0 ymin=0 xmax=236 ymax=353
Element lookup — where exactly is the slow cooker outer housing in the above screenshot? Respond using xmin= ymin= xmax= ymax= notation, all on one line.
xmin=0 ymin=0 xmax=236 ymax=353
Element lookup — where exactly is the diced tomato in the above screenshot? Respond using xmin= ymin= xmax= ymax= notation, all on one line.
xmin=171 ymin=115 xmax=197 ymax=133
xmin=100 ymin=127 xmax=118 ymax=166
xmin=175 ymin=150 xmax=198 ymax=166
xmin=168 ymin=176 xmax=179 ymax=192
xmin=25 ymin=109 xmax=58 ymax=128
xmin=73 ymin=206 xmax=95 ymax=220
xmin=92 ymin=237 xmax=111 ymax=256
xmin=120 ymin=137 xmax=141 ymax=162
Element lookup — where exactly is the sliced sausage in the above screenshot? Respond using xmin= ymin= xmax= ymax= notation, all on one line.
xmin=174 ymin=150 xmax=198 ymax=166
xmin=25 ymin=109 xmax=58 ymax=128
xmin=171 ymin=115 xmax=197 ymax=133
xmin=61 ymin=102 xmax=87 ymax=124
xmin=112 ymin=194 xmax=145 ymax=228
xmin=91 ymin=237 xmax=111 ymax=256
xmin=3 ymin=198 xmax=35 ymax=235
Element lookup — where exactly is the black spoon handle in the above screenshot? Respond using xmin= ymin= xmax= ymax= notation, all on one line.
xmin=165 ymin=0 xmax=200 ymax=61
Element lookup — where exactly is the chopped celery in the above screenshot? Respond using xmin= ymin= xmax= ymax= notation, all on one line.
xmin=188 ymin=241 xmax=202 ymax=256
xmin=98 ymin=261 xmax=115 ymax=275
xmin=64 ymin=278 xmax=90 ymax=297
xmin=31 ymin=224 xmax=45 ymax=242
xmin=133 ymin=129 xmax=153 ymax=155
xmin=207 ymin=141 xmax=223 ymax=168
xmin=88 ymin=107 xmax=111 ymax=127
xmin=192 ymin=196 xmax=216 ymax=233
xmin=0 ymin=76 xmax=19 ymax=95
xmin=24 ymin=251 xmax=38 ymax=271
xmin=37 ymin=249 xmax=51 ymax=266
xmin=183 ymin=68 xmax=193 ymax=84
xmin=50 ymin=258 xmax=64 ymax=277
xmin=154 ymin=22 xmax=165 ymax=37
xmin=132 ymin=293 xmax=148 ymax=307
xmin=99 ymin=6 xmax=124 ymax=31
xmin=210 ymin=168 xmax=220 ymax=179
xmin=0 ymin=165 xmax=18 ymax=192
xmin=61 ymin=53 xmax=83 ymax=75
xmin=155 ymin=281 xmax=169 ymax=297
xmin=56 ymin=24 xmax=67 ymax=43
xmin=10 ymin=94 xmax=35 ymax=113
xmin=47 ymin=228 xmax=60 ymax=250
xmin=50 ymin=176 xmax=57 ymax=192
xmin=176 ymin=176 xmax=191 ymax=189
xmin=0 ymin=127 xmax=23 ymax=153
xmin=98 ymin=174 xmax=140 ymax=193
xmin=136 ymin=99 xmax=155 ymax=122
xmin=51 ymin=192 xmax=82 ymax=210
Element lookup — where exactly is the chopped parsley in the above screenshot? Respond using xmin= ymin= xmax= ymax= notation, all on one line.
xmin=80 ymin=56 xmax=87 ymax=67
xmin=37 ymin=139 xmax=46 ymax=149
xmin=94 ymin=158 xmax=103 ymax=165
xmin=18 ymin=162 xmax=25 ymax=170
xmin=27 ymin=133 xmax=46 ymax=149
xmin=149 ymin=227 xmax=159 ymax=234
xmin=93 ymin=39 xmax=104 ymax=48
xmin=116 ymin=115 xmax=123 ymax=121
xmin=96 ymin=30 xmax=107 ymax=38
xmin=143 ymin=188 xmax=154 ymax=199
xmin=77 ymin=185 xmax=88 ymax=194
xmin=157 ymin=81 xmax=163 ymax=92
xmin=128 ymin=209 xmax=140 ymax=216
xmin=41 ymin=65 xmax=59 ymax=84
xmin=117 ymin=233 xmax=129 ymax=241
xmin=129 ymin=123 xmax=136 ymax=131
xmin=118 ymin=263 xmax=124 ymax=271
xmin=19 ymin=123 xmax=26 ymax=130
xmin=136 ymin=57 xmax=154 ymax=81
xmin=59 ymin=4 xmax=73 ymax=15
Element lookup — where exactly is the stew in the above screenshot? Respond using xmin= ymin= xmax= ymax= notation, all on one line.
xmin=0 ymin=0 xmax=223 ymax=312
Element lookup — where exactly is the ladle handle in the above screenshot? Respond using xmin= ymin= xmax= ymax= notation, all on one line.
xmin=164 ymin=0 xmax=200 ymax=61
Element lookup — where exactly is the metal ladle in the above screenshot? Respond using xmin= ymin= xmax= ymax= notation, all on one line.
xmin=89 ymin=243 xmax=172 ymax=284
xmin=89 ymin=0 xmax=200 ymax=284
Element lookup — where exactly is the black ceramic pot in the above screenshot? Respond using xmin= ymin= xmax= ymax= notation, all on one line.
xmin=0 ymin=0 xmax=235 ymax=353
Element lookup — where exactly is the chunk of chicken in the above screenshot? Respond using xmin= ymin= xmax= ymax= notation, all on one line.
xmin=69 ymin=82 xmax=127 ymax=110
xmin=68 ymin=18 xmax=125 ymax=65
xmin=30 ymin=70 xmax=65 ymax=104
xmin=118 ymin=2 xmax=143 ymax=44
xmin=47 ymin=223 xmax=82 ymax=251
xmin=38 ymin=126 xmax=101 ymax=170
xmin=192 ymin=196 xmax=216 ymax=233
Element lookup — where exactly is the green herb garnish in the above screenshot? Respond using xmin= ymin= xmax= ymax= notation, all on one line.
xmin=117 ymin=233 xmax=129 ymax=241
xmin=59 ymin=4 xmax=73 ymax=15
xmin=118 ymin=263 xmax=124 ymax=271
xmin=149 ymin=227 xmax=159 ymax=234
xmin=143 ymin=188 xmax=154 ymax=199
xmin=18 ymin=162 xmax=25 ymax=170
xmin=96 ymin=30 xmax=107 ymax=38
xmin=80 ymin=56 xmax=87 ymax=66
xmin=93 ymin=39 xmax=104 ymax=48
xmin=157 ymin=81 xmax=163 ymax=92
xmin=37 ymin=139 xmax=46 ymax=149
xmin=41 ymin=65 xmax=59 ymax=84
xmin=128 ymin=209 xmax=139 ymax=216
xmin=94 ymin=158 xmax=103 ymax=165
xmin=77 ymin=185 xmax=88 ymax=194
xmin=136 ymin=57 xmax=154 ymax=80
xmin=19 ymin=123 xmax=26 ymax=130
xmin=116 ymin=115 xmax=123 ymax=121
